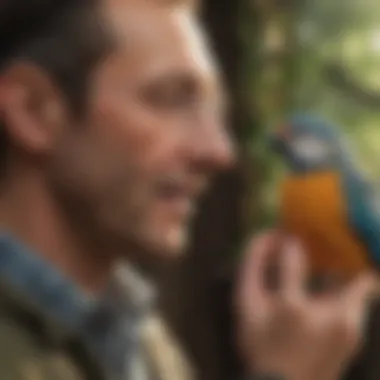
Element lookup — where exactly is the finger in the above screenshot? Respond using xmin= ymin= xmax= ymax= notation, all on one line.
xmin=307 ymin=273 xmax=344 ymax=295
xmin=280 ymin=238 xmax=308 ymax=301
xmin=235 ymin=230 xmax=280 ymax=316
xmin=341 ymin=273 xmax=380 ymax=326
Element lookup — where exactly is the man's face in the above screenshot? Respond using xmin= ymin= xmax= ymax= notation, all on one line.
xmin=51 ymin=2 xmax=234 ymax=258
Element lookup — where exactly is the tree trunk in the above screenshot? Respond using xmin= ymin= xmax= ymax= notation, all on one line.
xmin=157 ymin=1 xmax=264 ymax=379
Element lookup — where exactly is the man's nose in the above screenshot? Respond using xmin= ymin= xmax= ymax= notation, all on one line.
xmin=186 ymin=123 xmax=236 ymax=171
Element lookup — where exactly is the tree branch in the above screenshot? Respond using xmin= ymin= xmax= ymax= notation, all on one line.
xmin=323 ymin=62 xmax=380 ymax=109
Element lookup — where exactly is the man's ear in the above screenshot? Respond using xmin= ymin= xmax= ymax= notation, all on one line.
xmin=0 ymin=62 xmax=68 ymax=156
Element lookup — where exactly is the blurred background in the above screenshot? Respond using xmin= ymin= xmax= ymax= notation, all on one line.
xmin=154 ymin=0 xmax=380 ymax=379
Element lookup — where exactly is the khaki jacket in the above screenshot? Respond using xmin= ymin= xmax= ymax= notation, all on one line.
xmin=0 ymin=235 xmax=193 ymax=380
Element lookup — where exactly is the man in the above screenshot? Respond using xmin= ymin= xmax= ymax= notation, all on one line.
xmin=0 ymin=0 xmax=377 ymax=379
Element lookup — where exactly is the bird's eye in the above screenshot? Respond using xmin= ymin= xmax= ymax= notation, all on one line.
xmin=291 ymin=136 xmax=330 ymax=163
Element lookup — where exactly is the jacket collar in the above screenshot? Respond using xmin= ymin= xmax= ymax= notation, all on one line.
xmin=0 ymin=233 xmax=156 ymax=341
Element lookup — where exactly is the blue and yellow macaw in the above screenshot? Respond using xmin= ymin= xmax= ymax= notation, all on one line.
xmin=270 ymin=113 xmax=380 ymax=280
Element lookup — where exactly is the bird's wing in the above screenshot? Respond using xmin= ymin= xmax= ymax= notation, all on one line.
xmin=343 ymin=172 xmax=380 ymax=266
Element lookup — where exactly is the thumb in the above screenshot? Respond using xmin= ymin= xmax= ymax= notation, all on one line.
xmin=341 ymin=273 xmax=380 ymax=326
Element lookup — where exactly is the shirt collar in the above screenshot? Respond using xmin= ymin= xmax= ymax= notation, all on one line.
xmin=0 ymin=233 xmax=156 ymax=337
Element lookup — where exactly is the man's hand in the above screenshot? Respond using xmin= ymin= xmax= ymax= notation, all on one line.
xmin=235 ymin=231 xmax=379 ymax=380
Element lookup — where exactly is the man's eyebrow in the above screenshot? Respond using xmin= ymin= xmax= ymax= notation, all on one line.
xmin=139 ymin=70 xmax=196 ymax=88
xmin=144 ymin=68 xmax=231 ymax=109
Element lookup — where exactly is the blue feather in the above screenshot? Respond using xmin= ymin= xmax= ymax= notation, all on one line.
xmin=343 ymin=171 xmax=380 ymax=265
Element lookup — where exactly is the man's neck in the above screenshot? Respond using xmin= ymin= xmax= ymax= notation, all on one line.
xmin=0 ymin=168 xmax=115 ymax=294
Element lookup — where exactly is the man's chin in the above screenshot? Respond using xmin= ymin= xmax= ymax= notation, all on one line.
xmin=147 ymin=224 xmax=189 ymax=260
xmin=122 ymin=222 xmax=190 ymax=263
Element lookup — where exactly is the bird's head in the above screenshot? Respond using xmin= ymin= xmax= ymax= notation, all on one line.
xmin=270 ymin=113 xmax=345 ymax=174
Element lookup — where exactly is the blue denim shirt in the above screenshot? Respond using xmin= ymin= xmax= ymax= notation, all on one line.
xmin=0 ymin=233 xmax=155 ymax=380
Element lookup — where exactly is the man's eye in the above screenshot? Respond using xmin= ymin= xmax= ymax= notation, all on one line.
xmin=156 ymin=89 xmax=195 ymax=107
xmin=140 ymin=80 xmax=198 ymax=110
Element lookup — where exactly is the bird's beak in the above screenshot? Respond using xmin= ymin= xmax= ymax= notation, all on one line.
xmin=269 ymin=124 xmax=291 ymax=154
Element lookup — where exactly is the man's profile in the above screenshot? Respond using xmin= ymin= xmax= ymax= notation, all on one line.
xmin=0 ymin=0 xmax=233 ymax=379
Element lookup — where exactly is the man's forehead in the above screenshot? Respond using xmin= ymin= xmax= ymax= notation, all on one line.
xmin=103 ymin=0 xmax=222 ymax=89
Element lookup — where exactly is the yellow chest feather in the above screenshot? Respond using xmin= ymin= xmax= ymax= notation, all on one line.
xmin=280 ymin=171 xmax=370 ymax=279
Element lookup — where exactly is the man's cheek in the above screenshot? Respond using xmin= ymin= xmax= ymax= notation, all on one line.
xmin=131 ymin=116 xmax=187 ymax=167
xmin=122 ymin=111 xmax=184 ymax=165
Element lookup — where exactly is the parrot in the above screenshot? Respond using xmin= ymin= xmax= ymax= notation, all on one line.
xmin=269 ymin=113 xmax=380 ymax=281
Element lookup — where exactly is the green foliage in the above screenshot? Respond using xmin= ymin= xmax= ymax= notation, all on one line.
xmin=294 ymin=0 xmax=380 ymax=177
xmin=248 ymin=0 xmax=380 ymax=228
